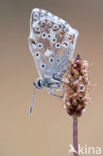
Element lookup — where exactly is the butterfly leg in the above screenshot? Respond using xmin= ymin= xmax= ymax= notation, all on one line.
xmin=48 ymin=88 xmax=63 ymax=98
xmin=52 ymin=73 xmax=63 ymax=82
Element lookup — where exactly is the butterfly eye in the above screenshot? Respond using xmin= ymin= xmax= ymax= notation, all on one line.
xmin=62 ymin=41 xmax=69 ymax=48
xmin=52 ymin=38 xmax=57 ymax=43
xmin=40 ymin=63 xmax=46 ymax=69
xmin=42 ymin=32 xmax=47 ymax=39
xmin=38 ymin=43 xmax=43 ymax=49
xmin=49 ymin=57 xmax=54 ymax=64
xmin=55 ymin=42 xmax=61 ymax=48
xmin=35 ymin=52 xmax=40 ymax=59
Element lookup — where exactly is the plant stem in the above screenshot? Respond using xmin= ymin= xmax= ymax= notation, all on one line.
xmin=73 ymin=114 xmax=78 ymax=156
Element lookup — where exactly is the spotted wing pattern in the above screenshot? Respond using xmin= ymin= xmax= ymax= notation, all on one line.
xmin=29 ymin=8 xmax=79 ymax=79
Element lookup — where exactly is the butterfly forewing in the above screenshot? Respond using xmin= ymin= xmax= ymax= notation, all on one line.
xmin=29 ymin=8 xmax=79 ymax=80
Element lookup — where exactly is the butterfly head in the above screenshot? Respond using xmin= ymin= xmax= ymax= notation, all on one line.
xmin=33 ymin=78 xmax=44 ymax=89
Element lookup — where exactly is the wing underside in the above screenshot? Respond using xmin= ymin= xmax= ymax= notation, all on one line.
xmin=29 ymin=8 xmax=79 ymax=79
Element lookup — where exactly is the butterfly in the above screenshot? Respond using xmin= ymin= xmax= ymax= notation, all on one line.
xmin=28 ymin=8 xmax=79 ymax=113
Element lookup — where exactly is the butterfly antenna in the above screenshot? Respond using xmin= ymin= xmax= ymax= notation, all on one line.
xmin=29 ymin=85 xmax=36 ymax=114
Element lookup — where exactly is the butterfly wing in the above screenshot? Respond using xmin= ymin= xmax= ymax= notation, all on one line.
xmin=29 ymin=8 xmax=79 ymax=80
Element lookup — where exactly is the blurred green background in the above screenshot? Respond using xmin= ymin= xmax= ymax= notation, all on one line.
xmin=0 ymin=0 xmax=103 ymax=156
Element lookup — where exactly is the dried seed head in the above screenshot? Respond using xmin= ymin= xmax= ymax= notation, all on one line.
xmin=61 ymin=54 xmax=90 ymax=116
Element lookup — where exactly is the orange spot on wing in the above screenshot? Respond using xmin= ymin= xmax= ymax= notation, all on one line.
xmin=68 ymin=36 xmax=73 ymax=40
xmin=32 ymin=40 xmax=36 ymax=44
xmin=60 ymin=31 xmax=65 ymax=34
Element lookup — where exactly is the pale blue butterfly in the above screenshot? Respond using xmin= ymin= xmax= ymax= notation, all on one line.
xmin=28 ymin=8 xmax=79 ymax=113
